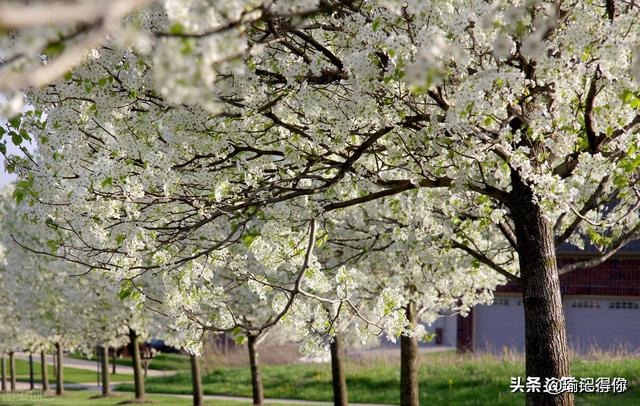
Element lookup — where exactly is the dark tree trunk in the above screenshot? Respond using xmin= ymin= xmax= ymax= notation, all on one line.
xmin=41 ymin=351 xmax=49 ymax=392
xmin=100 ymin=345 xmax=110 ymax=396
xmin=330 ymin=335 xmax=349 ymax=406
xmin=9 ymin=352 xmax=15 ymax=392
xmin=29 ymin=354 xmax=34 ymax=390
xmin=111 ymin=348 xmax=116 ymax=375
xmin=1 ymin=355 xmax=6 ymax=392
xmin=400 ymin=301 xmax=419 ymax=406
xmin=55 ymin=343 xmax=64 ymax=395
xmin=511 ymin=172 xmax=572 ymax=406
xmin=190 ymin=354 xmax=203 ymax=406
xmin=129 ymin=328 xmax=145 ymax=401
xmin=247 ymin=334 xmax=264 ymax=406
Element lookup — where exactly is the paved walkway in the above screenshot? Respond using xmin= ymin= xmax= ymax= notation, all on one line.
xmin=4 ymin=383 xmax=394 ymax=406
xmin=14 ymin=353 xmax=173 ymax=377
xmin=13 ymin=352 xmax=396 ymax=405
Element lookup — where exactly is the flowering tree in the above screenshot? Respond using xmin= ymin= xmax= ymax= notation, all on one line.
xmin=0 ymin=191 xmax=167 ymax=398
xmin=5 ymin=1 xmax=640 ymax=405
xmin=318 ymin=196 xmax=503 ymax=405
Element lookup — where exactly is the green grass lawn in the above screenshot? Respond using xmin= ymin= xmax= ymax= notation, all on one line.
xmin=0 ymin=390 xmax=309 ymax=405
xmin=115 ymin=352 xmax=640 ymax=405
xmin=70 ymin=352 xmax=190 ymax=371
xmin=14 ymin=359 xmax=131 ymax=384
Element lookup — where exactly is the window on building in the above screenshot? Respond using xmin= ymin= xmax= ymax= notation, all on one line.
xmin=494 ymin=297 xmax=510 ymax=306
xmin=608 ymin=301 xmax=639 ymax=309
xmin=570 ymin=300 xmax=601 ymax=308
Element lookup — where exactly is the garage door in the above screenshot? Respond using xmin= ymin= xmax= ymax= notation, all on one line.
xmin=565 ymin=297 xmax=640 ymax=354
xmin=474 ymin=296 xmax=525 ymax=353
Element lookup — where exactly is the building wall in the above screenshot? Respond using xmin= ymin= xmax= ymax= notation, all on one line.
xmin=457 ymin=255 xmax=640 ymax=351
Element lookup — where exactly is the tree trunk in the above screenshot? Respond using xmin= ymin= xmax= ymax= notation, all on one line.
xmin=129 ymin=328 xmax=145 ymax=401
xmin=29 ymin=353 xmax=34 ymax=390
xmin=9 ymin=352 xmax=15 ymax=392
xmin=511 ymin=172 xmax=572 ymax=406
xmin=1 ymin=355 xmax=6 ymax=392
xmin=111 ymin=348 xmax=116 ymax=375
xmin=41 ymin=351 xmax=49 ymax=392
xmin=330 ymin=335 xmax=349 ymax=406
xmin=247 ymin=334 xmax=264 ymax=406
xmin=100 ymin=345 xmax=110 ymax=396
xmin=190 ymin=354 xmax=203 ymax=406
xmin=55 ymin=342 xmax=64 ymax=395
xmin=400 ymin=301 xmax=419 ymax=406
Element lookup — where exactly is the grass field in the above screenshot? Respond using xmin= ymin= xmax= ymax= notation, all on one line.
xmin=0 ymin=390 xmax=308 ymax=406
xmin=70 ymin=352 xmax=190 ymax=371
xmin=14 ymin=359 xmax=131 ymax=384
xmin=115 ymin=351 xmax=640 ymax=405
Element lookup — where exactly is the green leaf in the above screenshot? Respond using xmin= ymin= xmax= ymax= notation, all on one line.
xmin=43 ymin=41 xmax=66 ymax=58
xmin=46 ymin=240 xmax=61 ymax=253
xmin=13 ymin=189 xmax=24 ymax=204
xmin=118 ymin=280 xmax=134 ymax=301
xmin=115 ymin=234 xmax=127 ymax=245
xmin=101 ymin=177 xmax=113 ymax=187
xmin=10 ymin=131 xmax=21 ymax=145
xmin=231 ymin=327 xmax=247 ymax=345
xmin=8 ymin=114 xmax=21 ymax=129
xmin=372 ymin=17 xmax=381 ymax=32
xmin=169 ymin=23 xmax=184 ymax=34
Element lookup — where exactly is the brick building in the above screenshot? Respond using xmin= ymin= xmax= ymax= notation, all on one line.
xmin=456 ymin=244 xmax=640 ymax=353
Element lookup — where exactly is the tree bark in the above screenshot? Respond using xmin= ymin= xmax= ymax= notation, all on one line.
xmin=129 ymin=328 xmax=145 ymax=401
xmin=111 ymin=348 xmax=116 ymax=375
xmin=511 ymin=172 xmax=572 ymax=406
xmin=55 ymin=342 xmax=64 ymax=395
xmin=247 ymin=334 xmax=264 ymax=406
xmin=29 ymin=354 xmax=34 ymax=390
xmin=9 ymin=352 xmax=15 ymax=392
xmin=190 ymin=353 xmax=203 ymax=406
xmin=1 ymin=355 xmax=6 ymax=392
xmin=330 ymin=335 xmax=349 ymax=406
xmin=400 ymin=301 xmax=419 ymax=406
xmin=100 ymin=345 xmax=111 ymax=396
xmin=41 ymin=351 xmax=49 ymax=392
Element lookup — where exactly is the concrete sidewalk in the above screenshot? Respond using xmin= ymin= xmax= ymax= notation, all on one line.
xmin=2 ymin=386 xmax=395 ymax=406
xmin=15 ymin=352 xmax=174 ymax=377
xmin=2 ymin=382 xmax=392 ymax=406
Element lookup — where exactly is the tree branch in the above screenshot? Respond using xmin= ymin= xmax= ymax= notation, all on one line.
xmin=450 ymin=239 xmax=519 ymax=282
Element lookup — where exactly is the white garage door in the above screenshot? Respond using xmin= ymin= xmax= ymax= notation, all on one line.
xmin=565 ymin=297 xmax=640 ymax=354
xmin=474 ymin=296 xmax=525 ymax=353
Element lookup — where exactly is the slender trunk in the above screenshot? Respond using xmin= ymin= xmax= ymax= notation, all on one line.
xmin=1 ymin=355 xmax=6 ymax=392
xmin=111 ymin=348 xmax=116 ymax=375
xmin=511 ymin=172 xmax=572 ymax=406
xmin=190 ymin=354 xmax=203 ymax=406
xmin=247 ymin=335 xmax=264 ymax=406
xmin=129 ymin=328 xmax=145 ymax=401
xmin=8 ymin=352 xmax=15 ymax=392
xmin=29 ymin=353 xmax=34 ymax=390
xmin=100 ymin=345 xmax=110 ymax=396
xmin=41 ymin=351 xmax=49 ymax=392
xmin=55 ymin=342 xmax=64 ymax=395
xmin=400 ymin=301 xmax=419 ymax=406
xmin=330 ymin=335 xmax=349 ymax=406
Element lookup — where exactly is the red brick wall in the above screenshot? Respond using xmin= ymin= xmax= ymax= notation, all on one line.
xmin=495 ymin=256 xmax=640 ymax=296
